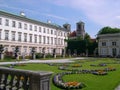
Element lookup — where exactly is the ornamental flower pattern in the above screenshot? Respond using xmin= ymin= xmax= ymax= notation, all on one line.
xmin=50 ymin=62 xmax=116 ymax=89
xmin=52 ymin=72 xmax=86 ymax=89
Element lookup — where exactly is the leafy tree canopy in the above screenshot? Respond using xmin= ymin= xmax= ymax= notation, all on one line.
xmin=98 ymin=26 xmax=120 ymax=35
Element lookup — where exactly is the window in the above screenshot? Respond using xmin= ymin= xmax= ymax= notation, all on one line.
xmin=61 ymin=32 xmax=62 ymax=36
xmin=58 ymin=38 xmax=60 ymax=45
xmin=34 ymin=35 xmax=37 ymax=43
xmin=51 ymin=30 xmax=53 ymax=34
xmin=12 ymin=21 xmax=16 ymax=27
xmin=24 ymin=47 xmax=27 ymax=53
xmin=5 ymin=47 xmax=8 ymax=52
xmin=18 ymin=33 xmax=21 ymax=41
xmin=12 ymin=32 xmax=15 ymax=41
xmin=54 ymin=38 xmax=57 ymax=45
xmin=58 ymin=32 xmax=60 ymax=36
xmin=43 ymin=28 xmax=46 ymax=33
xmin=0 ymin=30 xmax=1 ymax=40
xmin=47 ymin=29 xmax=49 ymax=34
xmin=39 ymin=27 xmax=41 ymax=32
xmin=29 ymin=34 xmax=32 ymax=42
xmin=39 ymin=35 xmax=41 ymax=43
xmin=61 ymin=39 xmax=63 ymax=45
xmin=112 ymin=42 xmax=116 ymax=46
xmin=29 ymin=25 xmax=32 ymax=30
xmin=64 ymin=33 xmax=66 ymax=37
xmin=47 ymin=37 xmax=49 ymax=44
xmin=102 ymin=42 xmax=106 ymax=46
xmin=43 ymin=36 xmax=46 ymax=44
xmin=54 ymin=31 xmax=56 ymax=35
xmin=18 ymin=22 xmax=22 ymax=28
xmin=51 ymin=37 xmax=53 ymax=44
xmin=5 ymin=19 xmax=9 ymax=26
xmin=24 ymin=23 xmax=27 ymax=30
xmin=34 ymin=26 xmax=37 ymax=31
xmin=5 ymin=31 xmax=9 ymax=40
xmin=0 ymin=18 xmax=2 ymax=25
xmin=24 ymin=33 xmax=27 ymax=42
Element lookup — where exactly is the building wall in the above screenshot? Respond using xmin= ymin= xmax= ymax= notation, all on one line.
xmin=98 ymin=33 xmax=120 ymax=57
xmin=0 ymin=11 xmax=69 ymax=56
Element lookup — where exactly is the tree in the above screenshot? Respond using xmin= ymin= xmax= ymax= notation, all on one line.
xmin=66 ymin=33 xmax=97 ymax=56
xmin=98 ymin=26 xmax=120 ymax=35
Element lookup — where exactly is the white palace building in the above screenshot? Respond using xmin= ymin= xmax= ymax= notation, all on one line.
xmin=0 ymin=10 xmax=70 ymax=56
xmin=98 ymin=33 xmax=120 ymax=57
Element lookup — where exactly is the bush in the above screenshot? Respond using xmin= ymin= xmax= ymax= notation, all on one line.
xmin=46 ymin=53 xmax=53 ymax=58
xmin=36 ymin=53 xmax=43 ymax=59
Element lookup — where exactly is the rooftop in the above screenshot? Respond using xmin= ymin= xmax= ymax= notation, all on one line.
xmin=0 ymin=10 xmax=69 ymax=31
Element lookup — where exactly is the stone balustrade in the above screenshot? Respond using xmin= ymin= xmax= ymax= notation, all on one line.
xmin=0 ymin=67 xmax=52 ymax=90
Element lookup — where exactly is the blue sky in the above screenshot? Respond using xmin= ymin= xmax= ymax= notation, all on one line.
xmin=0 ymin=0 xmax=120 ymax=38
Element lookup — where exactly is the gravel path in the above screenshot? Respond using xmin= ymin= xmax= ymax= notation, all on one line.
xmin=0 ymin=57 xmax=85 ymax=65
xmin=115 ymin=85 xmax=120 ymax=90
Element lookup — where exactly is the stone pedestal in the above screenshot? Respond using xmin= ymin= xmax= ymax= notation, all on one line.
xmin=32 ymin=53 xmax=36 ymax=59
xmin=0 ymin=53 xmax=4 ymax=60
xmin=43 ymin=54 xmax=46 ymax=59
xmin=15 ymin=53 xmax=19 ymax=60
xmin=29 ymin=71 xmax=52 ymax=90
xmin=86 ymin=49 xmax=88 ymax=57
xmin=54 ymin=54 xmax=56 ymax=58
xmin=62 ymin=49 xmax=65 ymax=58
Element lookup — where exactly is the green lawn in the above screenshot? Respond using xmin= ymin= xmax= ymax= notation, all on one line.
xmin=14 ymin=58 xmax=120 ymax=90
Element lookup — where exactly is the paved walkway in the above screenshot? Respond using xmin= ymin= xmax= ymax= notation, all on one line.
xmin=115 ymin=85 xmax=120 ymax=90
xmin=0 ymin=57 xmax=85 ymax=65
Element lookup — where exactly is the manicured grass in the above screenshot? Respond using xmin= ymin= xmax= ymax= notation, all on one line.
xmin=14 ymin=58 xmax=120 ymax=90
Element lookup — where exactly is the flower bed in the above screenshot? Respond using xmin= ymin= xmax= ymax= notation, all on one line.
xmin=90 ymin=63 xmax=107 ymax=67
xmin=104 ymin=67 xmax=116 ymax=71
xmin=92 ymin=70 xmax=107 ymax=75
xmin=52 ymin=72 xmax=86 ymax=89
xmin=72 ymin=64 xmax=82 ymax=67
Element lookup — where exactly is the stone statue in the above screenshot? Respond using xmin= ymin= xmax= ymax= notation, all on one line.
xmin=14 ymin=46 xmax=19 ymax=60
xmin=0 ymin=45 xmax=4 ymax=60
xmin=42 ymin=48 xmax=46 ymax=58
xmin=53 ymin=48 xmax=56 ymax=58
xmin=31 ymin=47 xmax=36 ymax=59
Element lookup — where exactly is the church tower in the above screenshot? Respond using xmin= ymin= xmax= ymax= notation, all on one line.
xmin=76 ymin=21 xmax=85 ymax=39
xmin=63 ymin=23 xmax=71 ymax=32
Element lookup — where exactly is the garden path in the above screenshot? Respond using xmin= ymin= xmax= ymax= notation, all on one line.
xmin=0 ymin=57 xmax=85 ymax=65
xmin=115 ymin=85 xmax=120 ymax=90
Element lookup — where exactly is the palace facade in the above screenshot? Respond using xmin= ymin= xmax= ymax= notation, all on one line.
xmin=0 ymin=10 xmax=70 ymax=56
xmin=98 ymin=33 xmax=120 ymax=57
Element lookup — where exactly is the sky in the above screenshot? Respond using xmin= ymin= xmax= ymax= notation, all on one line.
xmin=0 ymin=0 xmax=120 ymax=38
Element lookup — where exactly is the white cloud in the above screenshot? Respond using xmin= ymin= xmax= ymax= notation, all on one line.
xmin=49 ymin=0 xmax=120 ymax=28
xmin=0 ymin=3 xmax=68 ymax=21
xmin=42 ymin=13 xmax=68 ymax=21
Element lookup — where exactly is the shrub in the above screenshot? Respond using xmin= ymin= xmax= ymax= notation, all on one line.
xmin=36 ymin=53 xmax=42 ymax=59
xmin=46 ymin=53 xmax=53 ymax=58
